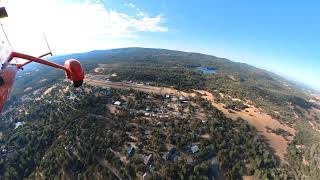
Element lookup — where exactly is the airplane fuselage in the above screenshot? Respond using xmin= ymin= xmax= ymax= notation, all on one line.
xmin=0 ymin=64 xmax=17 ymax=112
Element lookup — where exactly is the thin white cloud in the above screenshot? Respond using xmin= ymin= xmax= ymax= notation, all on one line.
xmin=124 ymin=2 xmax=136 ymax=8
xmin=0 ymin=0 xmax=168 ymax=55
xmin=124 ymin=2 xmax=149 ymax=18
xmin=137 ymin=11 xmax=146 ymax=17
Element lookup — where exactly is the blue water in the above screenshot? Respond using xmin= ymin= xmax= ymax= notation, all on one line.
xmin=196 ymin=67 xmax=216 ymax=74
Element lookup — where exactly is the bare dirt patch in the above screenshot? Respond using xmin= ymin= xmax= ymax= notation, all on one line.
xmin=243 ymin=176 xmax=253 ymax=180
xmin=43 ymin=85 xmax=56 ymax=96
xmin=201 ymin=134 xmax=211 ymax=139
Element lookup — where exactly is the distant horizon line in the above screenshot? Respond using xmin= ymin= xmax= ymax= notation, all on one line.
xmin=52 ymin=46 xmax=320 ymax=94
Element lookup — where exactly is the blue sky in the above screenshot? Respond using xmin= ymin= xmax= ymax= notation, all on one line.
xmin=3 ymin=0 xmax=320 ymax=91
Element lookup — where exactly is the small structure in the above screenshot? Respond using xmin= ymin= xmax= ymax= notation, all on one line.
xmin=127 ymin=146 xmax=135 ymax=157
xmin=145 ymin=106 xmax=151 ymax=112
xmin=114 ymin=101 xmax=121 ymax=106
xmin=179 ymin=96 xmax=186 ymax=101
xmin=189 ymin=145 xmax=200 ymax=154
xmin=178 ymin=96 xmax=189 ymax=103
xmin=14 ymin=122 xmax=24 ymax=129
xmin=143 ymin=154 xmax=153 ymax=165
xmin=111 ymin=73 xmax=117 ymax=77
xmin=165 ymin=94 xmax=170 ymax=99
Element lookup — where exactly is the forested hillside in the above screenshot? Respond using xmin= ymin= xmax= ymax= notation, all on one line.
xmin=0 ymin=82 xmax=298 ymax=179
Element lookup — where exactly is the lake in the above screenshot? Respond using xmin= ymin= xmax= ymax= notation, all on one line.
xmin=196 ymin=67 xmax=217 ymax=74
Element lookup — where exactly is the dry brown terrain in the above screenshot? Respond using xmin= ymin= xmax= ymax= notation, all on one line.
xmin=304 ymin=107 xmax=320 ymax=132
xmin=242 ymin=176 xmax=253 ymax=180
xmin=194 ymin=90 xmax=296 ymax=161
xmin=85 ymin=78 xmax=296 ymax=161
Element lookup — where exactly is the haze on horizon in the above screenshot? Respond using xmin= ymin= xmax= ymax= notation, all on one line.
xmin=1 ymin=0 xmax=319 ymax=91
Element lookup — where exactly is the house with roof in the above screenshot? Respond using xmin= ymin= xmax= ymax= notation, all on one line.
xmin=143 ymin=154 xmax=153 ymax=165
xmin=179 ymin=96 xmax=186 ymax=101
xmin=127 ymin=146 xmax=135 ymax=157
xmin=114 ymin=101 xmax=121 ymax=106
xmin=145 ymin=106 xmax=151 ymax=112
xmin=188 ymin=145 xmax=200 ymax=154
xmin=178 ymin=96 xmax=189 ymax=103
